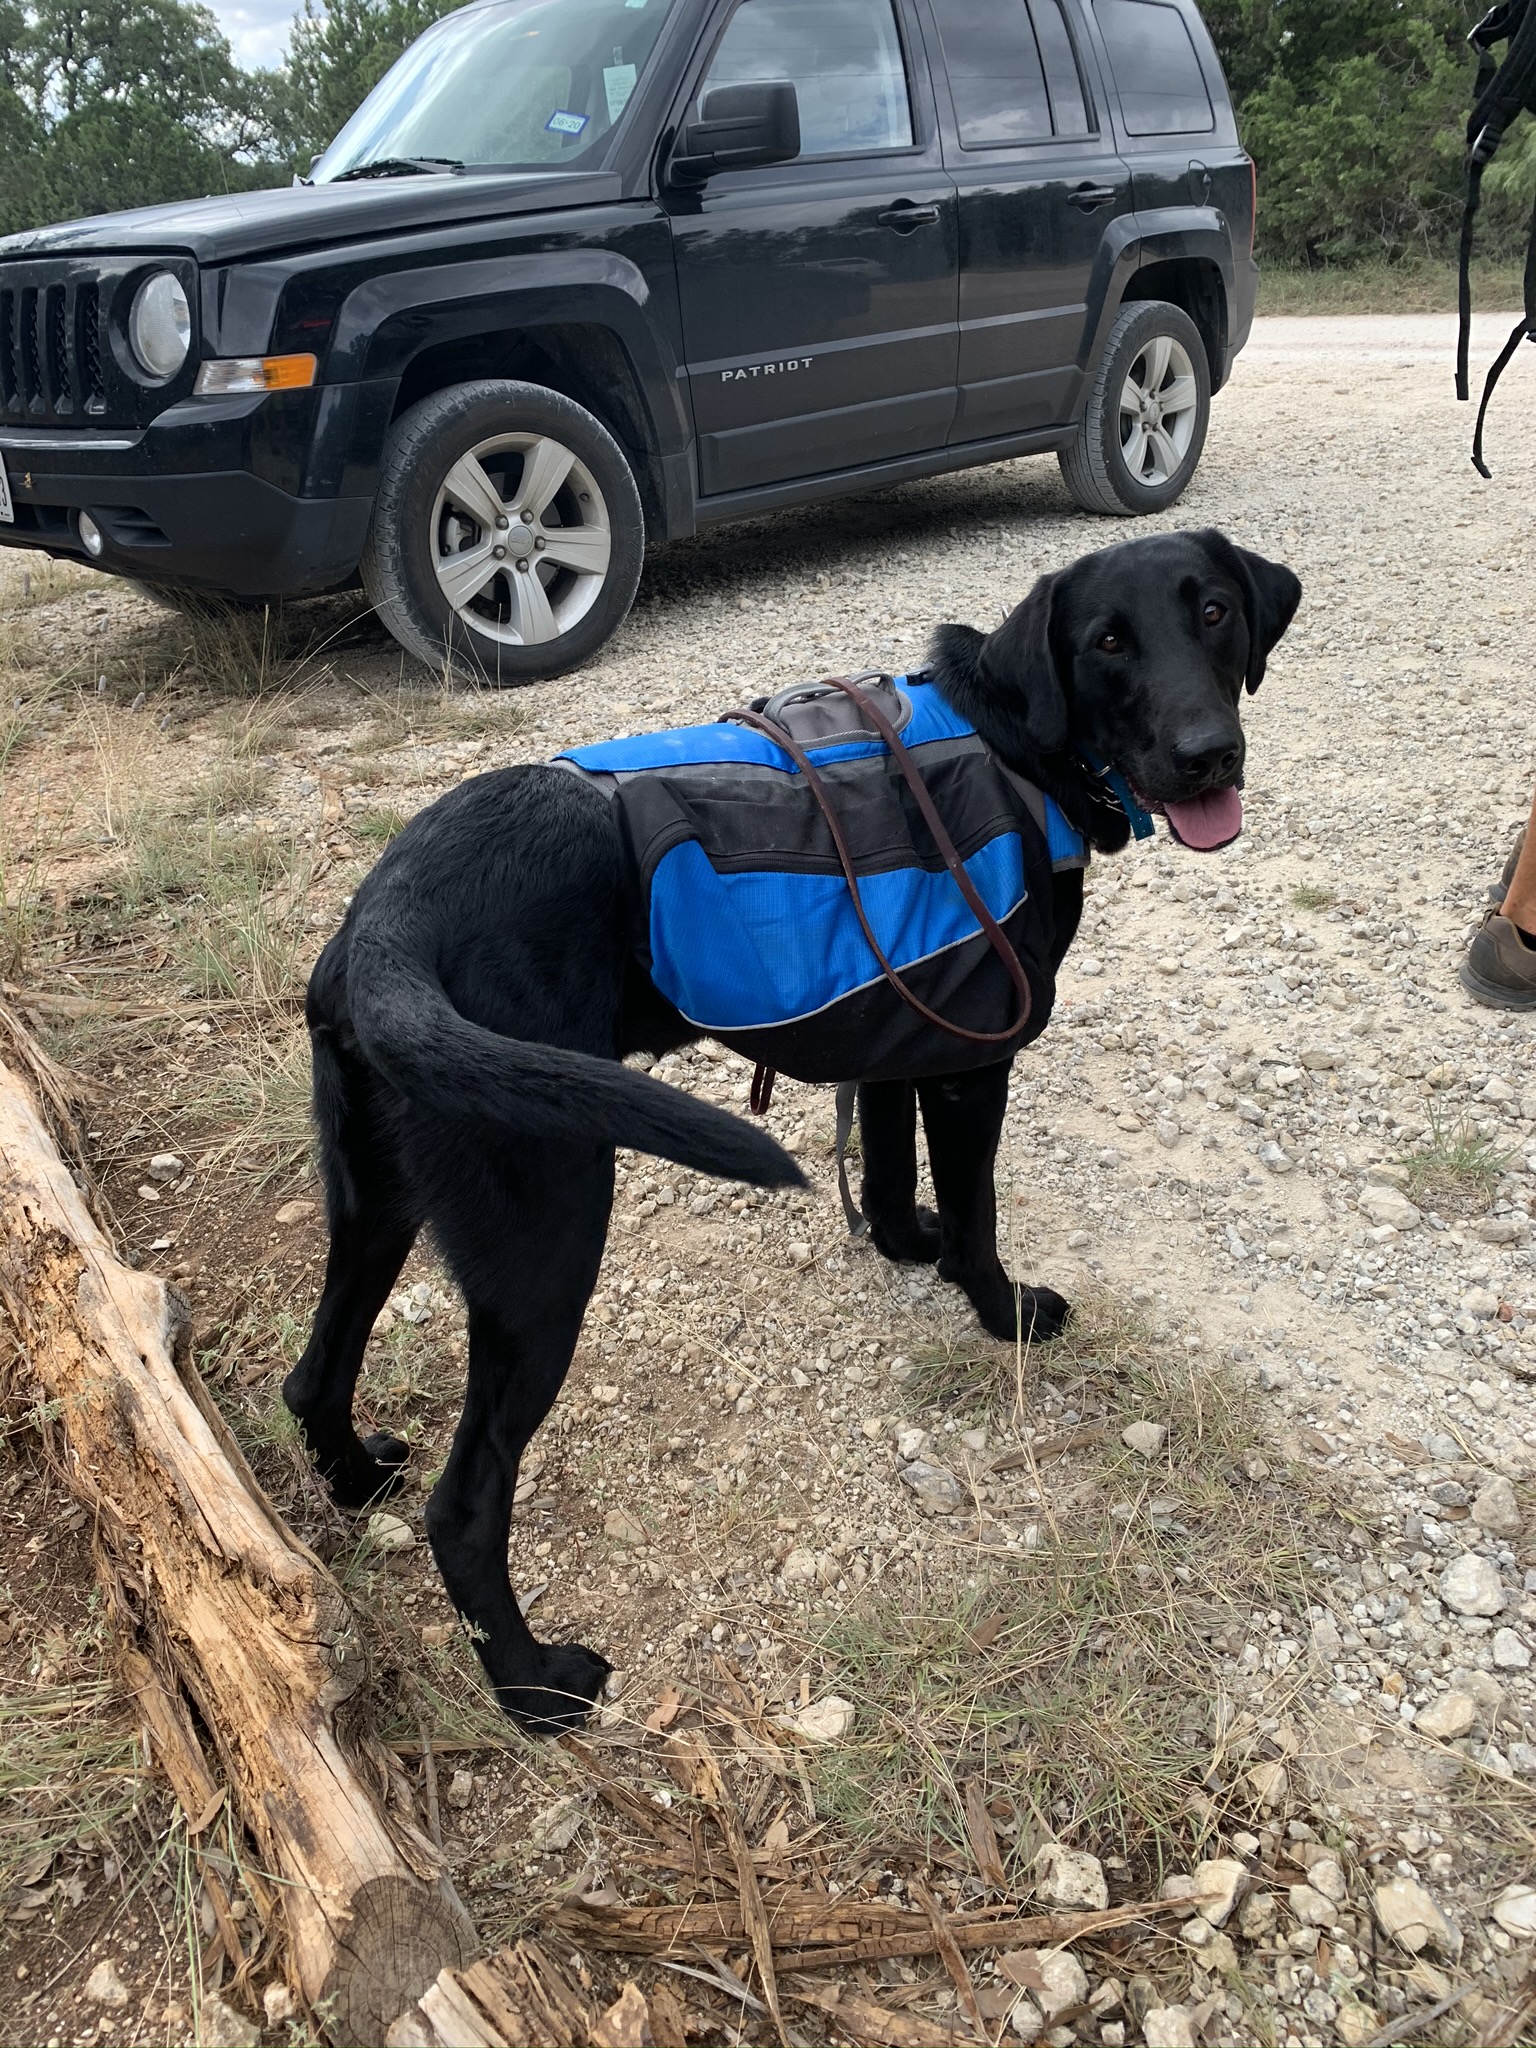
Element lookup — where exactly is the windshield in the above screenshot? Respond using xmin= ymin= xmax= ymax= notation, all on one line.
xmin=312 ymin=0 xmax=678 ymax=181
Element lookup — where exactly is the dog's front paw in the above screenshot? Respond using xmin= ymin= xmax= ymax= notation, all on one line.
xmin=498 ymin=1642 xmax=612 ymax=1734
xmin=868 ymin=1204 xmax=942 ymax=1265
xmin=327 ymin=1432 xmax=411 ymax=1510
xmin=951 ymin=1269 xmax=1072 ymax=1344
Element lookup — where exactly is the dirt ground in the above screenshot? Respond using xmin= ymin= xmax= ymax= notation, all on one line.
xmin=3 ymin=313 xmax=1536 ymax=2048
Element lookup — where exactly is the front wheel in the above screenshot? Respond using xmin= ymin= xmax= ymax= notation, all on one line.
xmin=1058 ymin=300 xmax=1211 ymax=516
xmin=361 ymin=379 xmax=645 ymax=685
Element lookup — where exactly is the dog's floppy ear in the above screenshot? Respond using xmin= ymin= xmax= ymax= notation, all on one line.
xmin=973 ymin=569 xmax=1070 ymax=753
xmin=1199 ymin=530 xmax=1302 ymax=695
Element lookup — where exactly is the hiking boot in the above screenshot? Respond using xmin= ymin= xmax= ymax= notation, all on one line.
xmin=1460 ymin=911 xmax=1536 ymax=1010
xmin=1486 ymin=827 xmax=1527 ymax=906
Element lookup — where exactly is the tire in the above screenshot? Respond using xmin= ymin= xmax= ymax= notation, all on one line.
xmin=1058 ymin=300 xmax=1211 ymax=516
xmin=361 ymin=379 xmax=645 ymax=686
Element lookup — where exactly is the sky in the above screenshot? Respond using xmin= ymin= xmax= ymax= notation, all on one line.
xmin=210 ymin=0 xmax=299 ymax=69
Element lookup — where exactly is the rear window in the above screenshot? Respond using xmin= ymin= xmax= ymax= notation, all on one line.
xmin=1094 ymin=0 xmax=1213 ymax=134
xmin=935 ymin=0 xmax=1092 ymax=146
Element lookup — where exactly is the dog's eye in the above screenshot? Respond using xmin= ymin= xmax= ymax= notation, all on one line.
xmin=1096 ymin=632 xmax=1123 ymax=654
xmin=1203 ymin=601 xmax=1227 ymax=626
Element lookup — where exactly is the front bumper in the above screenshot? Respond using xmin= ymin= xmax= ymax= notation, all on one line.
xmin=0 ymin=388 xmax=374 ymax=598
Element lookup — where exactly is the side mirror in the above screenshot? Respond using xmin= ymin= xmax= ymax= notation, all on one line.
xmin=669 ymin=80 xmax=800 ymax=184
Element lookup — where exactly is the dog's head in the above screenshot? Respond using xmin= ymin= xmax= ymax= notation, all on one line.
xmin=929 ymin=529 xmax=1302 ymax=853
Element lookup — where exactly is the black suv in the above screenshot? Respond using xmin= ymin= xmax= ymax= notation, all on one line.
xmin=0 ymin=0 xmax=1254 ymax=681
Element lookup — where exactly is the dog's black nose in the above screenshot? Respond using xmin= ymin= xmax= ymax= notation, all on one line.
xmin=1172 ymin=734 xmax=1241 ymax=785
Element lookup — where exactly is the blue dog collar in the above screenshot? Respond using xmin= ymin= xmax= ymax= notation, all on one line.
xmin=1078 ymin=749 xmax=1156 ymax=841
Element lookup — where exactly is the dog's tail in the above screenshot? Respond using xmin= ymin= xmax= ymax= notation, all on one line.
xmin=345 ymin=940 xmax=804 ymax=1189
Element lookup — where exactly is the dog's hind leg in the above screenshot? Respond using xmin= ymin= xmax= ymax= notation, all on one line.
xmin=917 ymin=1062 xmax=1071 ymax=1344
xmin=283 ymin=1031 xmax=424 ymax=1508
xmin=424 ymin=1138 xmax=615 ymax=1733
xmin=857 ymin=1080 xmax=941 ymax=1263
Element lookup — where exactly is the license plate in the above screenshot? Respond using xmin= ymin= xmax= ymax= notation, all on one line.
xmin=0 ymin=454 xmax=12 ymax=523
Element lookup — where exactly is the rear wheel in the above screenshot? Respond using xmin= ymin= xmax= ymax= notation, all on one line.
xmin=362 ymin=380 xmax=644 ymax=685
xmin=1058 ymin=300 xmax=1210 ymax=515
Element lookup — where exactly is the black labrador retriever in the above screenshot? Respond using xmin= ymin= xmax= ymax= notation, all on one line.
xmin=284 ymin=527 xmax=1300 ymax=1730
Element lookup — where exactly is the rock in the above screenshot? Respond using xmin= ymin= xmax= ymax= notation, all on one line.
xmin=1031 ymin=1842 xmax=1108 ymax=1911
xmin=1359 ymin=1186 xmax=1421 ymax=1230
xmin=1007 ymin=1996 xmax=1045 ymax=2044
xmin=366 ymin=1511 xmax=415 ymax=1552
xmin=593 ymin=1984 xmax=651 ymax=2048
xmin=1476 ymin=1216 xmax=1525 ymax=1244
xmin=1307 ymin=1855 xmax=1347 ymax=1904
xmin=1492 ymin=1884 xmax=1536 ymax=1939
xmin=1335 ymin=2005 xmax=1381 ymax=2047
xmin=782 ymin=1548 xmax=819 ymax=1586
xmin=1439 ymin=1553 xmax=1504 ymax=1617
xmin=274 ymin=1198 xmax=316 ymax=1225
xmin=603 ymin=1507 xmax=647 ymax=1546
xmin=446 ymin=1769 xmax=473 ymax=1810
xmin=1007 ymin=1950 xmax=1087 ymax=2022
xmin=262 ymin=1985 xmax=295 ymax=2027
xmin=529 ymin=1794 xmax=585 ymax=1851
xmin=137 ymin=1182 xmax=161 ymax=1201
xmin=1493 ymin=1628 xmax=1531 ymax=1671
xmin=147 ymin=1153 xmax=183 ymax=1181
xmin=1160 ymin=1873 xmax=1200 ymax=1919
xmin=592 ymin=1383 xmax=622 ymax=1405
xmin=1415 ymin=1691 xmax=1477 ymax=1740
xmin=1192 ymin=1856 xmax=1248 ymax=1926
xmin=1481 ymin=1077 xmax=1516 ymax=1103
xmin=1473 ymin=1474 xmax=1523 ymax=1539
xmin=1290 ymin=1883 xmax=1335 ymax=1928
xmin=1142 ymin=2007 xmax=1197 ymax=2048
xmin=1364 ymin=1162 xmax=1410 ymax=1185
xmin=421 ymin=1621 xmax=456 ymax=1649
xmin=84 ymin=1960 xmax=130 ymax=2008
xmin=1462 ymin=1287 xmax=1501 ymax=1319
xmin=1373 ymin=1877 xmax=1461 ymax=1957
xmin=1246 ymin=1759 xmax=1289 ymax=1808
xmin=1121 ymin=1420 xmax=1167 ymax=1458
xmin=784 ymin=1695 xmax=855 ymax=1743
xmin=895 ymin=1425 xmax=932 ymax=1462
xmin=197 ymin=1994 xmax=261 ymax=2047
xmin=1238 ymin=1889 xmax=1278 ymax=1939
xmin=900 ymin=1460 xmax=963 ymax=1513
xmin=1258 ymin=1141 xmax=1293 ymax=1172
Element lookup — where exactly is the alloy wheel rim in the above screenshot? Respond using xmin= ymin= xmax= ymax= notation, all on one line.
xmin=431 ymin=432 xmax=612 ymax=646
xmin=1117 ymin=335 xmax=1198 ymax=486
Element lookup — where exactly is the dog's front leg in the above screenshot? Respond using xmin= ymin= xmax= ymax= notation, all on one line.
xmin=857 ymin=1079 xmax=941 ymax=1263
xmin=917 ymin=1062 xmax=1070 ymax=1344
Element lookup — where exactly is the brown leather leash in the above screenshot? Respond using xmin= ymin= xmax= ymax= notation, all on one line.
xmin=722 ymin=674 xmax=1034 ymax=1120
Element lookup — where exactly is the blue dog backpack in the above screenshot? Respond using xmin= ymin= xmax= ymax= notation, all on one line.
xmin=557 ymin=674 xmax=1086 ymax=1085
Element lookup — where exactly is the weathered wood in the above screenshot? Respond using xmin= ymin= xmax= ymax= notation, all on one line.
xmin=0 ymin=1047 xmax=474 ymax=2042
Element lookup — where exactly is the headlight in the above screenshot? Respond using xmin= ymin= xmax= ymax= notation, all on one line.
xmin=128 ymin=272 xmax=191 ymax=380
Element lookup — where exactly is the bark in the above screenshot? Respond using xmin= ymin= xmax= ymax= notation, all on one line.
xmin=0 ymin=1043 xmax=474 ymax=2042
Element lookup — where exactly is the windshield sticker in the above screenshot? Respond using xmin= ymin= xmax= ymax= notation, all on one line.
xmin=546 ymin=109 xmax=589 ymax=135
xmin=604 ymin=63 xmax=638 ymax=123
xmin=624 ymin=0 xmax=648 ymax=9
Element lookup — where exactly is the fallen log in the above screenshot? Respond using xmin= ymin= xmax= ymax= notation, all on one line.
xmin=0 ymin=1029 xmax=474 ymax=2042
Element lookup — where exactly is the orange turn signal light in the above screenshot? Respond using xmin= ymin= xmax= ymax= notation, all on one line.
xmin=193 ymin=353 xmax=318 ymax=396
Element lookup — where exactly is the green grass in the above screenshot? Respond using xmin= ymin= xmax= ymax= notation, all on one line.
xmin=353 ymin=804 xmax=411 ymax=847
xmin=1405 ymin=1106 xmax=1514 ymax=1214
xmin=1290 ymin=882 xmax=1336 ymax=912
xmin=1257 ymin=256 xmax=1526 ymax=316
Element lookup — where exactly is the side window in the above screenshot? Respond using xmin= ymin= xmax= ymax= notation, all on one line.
xmin=933 ymin=0 xmax=1051 ymax=147
xmin=1030 ymin=0 xmax=1091 ymax=137
xmin=702 ymin=0 xmax=914 ymax=158
xmin=1093 ymin=0 xmax=1213 ymax=135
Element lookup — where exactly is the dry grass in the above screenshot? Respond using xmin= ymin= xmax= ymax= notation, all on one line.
xmin=811 ymin=1303 xmax=1317 ymax=1884
xmin=0 ymin=1678 xmax=146 ymax=1886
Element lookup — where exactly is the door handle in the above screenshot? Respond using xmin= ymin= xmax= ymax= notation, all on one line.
xmin=877 ymin=202 xmax=941 ymax=229
xmin=1067 ymin=183 xmax=1117 ymax=211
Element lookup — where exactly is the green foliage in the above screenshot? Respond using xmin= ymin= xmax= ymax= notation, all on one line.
xmin=1205 ymin=0 xmax=1533 ymax=265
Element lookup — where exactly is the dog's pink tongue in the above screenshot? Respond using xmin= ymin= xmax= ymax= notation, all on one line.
xmin=1163 ymin=787 xmax=1243 ymax=851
